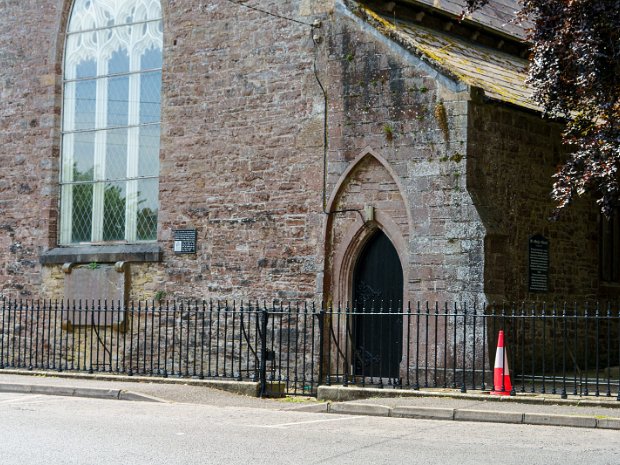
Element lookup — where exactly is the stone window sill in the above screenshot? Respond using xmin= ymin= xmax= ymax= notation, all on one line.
xmin=40 ymin=244 xmax=162 ymax=265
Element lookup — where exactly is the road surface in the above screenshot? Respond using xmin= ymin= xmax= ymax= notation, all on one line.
xmin=0 ymin=393 xmax=617 ymax=465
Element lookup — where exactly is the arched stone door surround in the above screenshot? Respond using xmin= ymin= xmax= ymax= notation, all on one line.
xmin=323 ymin=147 xmax=412 ymax=311
xmin=322 ymin=148 xmax=412 ymax=380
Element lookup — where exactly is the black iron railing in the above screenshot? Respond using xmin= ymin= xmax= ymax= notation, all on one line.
xmin=0 ymin=299 xmax=618 ymax=400
xmin=322 ymin=302 xmax=620 ymax=400
xmin=0 ymin=299 xmax=320 ymax=396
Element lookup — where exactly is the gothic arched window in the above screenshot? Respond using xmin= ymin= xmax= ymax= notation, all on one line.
xmin=60 ymin=0 xmax=162 ymax=244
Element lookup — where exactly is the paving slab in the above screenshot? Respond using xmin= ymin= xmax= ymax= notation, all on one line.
xmin=455 ymin=409 xmax=523 ymax=424
xmin=329 ymin=402 xmax=391 ymax=416
xmin=0 ymin=370 xmax=280 ymax=408
xmin=391 ymin=406 xmax=455 ymax=420
xmin=524 ymin=413 xmax=598 ymax=429
xmin=344 ymin=394 xmax=620 ymax=419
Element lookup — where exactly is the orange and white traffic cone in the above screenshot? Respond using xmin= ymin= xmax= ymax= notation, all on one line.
xmin=490 ymin=330 xmax=513 ymax=396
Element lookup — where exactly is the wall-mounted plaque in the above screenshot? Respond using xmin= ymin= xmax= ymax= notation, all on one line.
xmin=529 ymin=234 xmax=549 ymax=293
xmin=173 ymin=229 xmax=197 ymax=254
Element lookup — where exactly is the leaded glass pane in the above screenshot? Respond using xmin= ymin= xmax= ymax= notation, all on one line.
xmin=103 ymin=181 xmax=126 ymax=241
xmin=108 ymin=48 xmax=129 ymax=74
xmin=105 ymin=128 xmax=128 ymax=180
xmin=72 ymin=132 xmax=95 ymax=181
xmin=139 ymin=71 xmax=161 ymax=124
xmin=68 ymin=0 xmax=162 ymax=33
xmin=63 ymin=58 xmax=98 ymax=131
xmin=141 ymin=45 xmax=162 ymax=70
xmin=64 ymin=35 xmax=99 ymax=78
xmin=107 ymin=74 xmax=129 ymax=127
xmin=136 ymin=178 xmax=158 ymax=240
xmin=66 ymin=24 xmax=162 ymax=74
xmin=72 ymin=78 xmax=97 ymax=131
xmin=76 ymin=59 xmax=97 ymax=79
xmin=138 ymin=123 xmax=159 ymax=177
xmin=66 ymin=23 xmax=162 ymax=76
xmin=71 ymin=183 xmax=93 ymax=242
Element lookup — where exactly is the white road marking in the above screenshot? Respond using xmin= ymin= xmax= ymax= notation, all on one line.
xmin=0 ymin=395 xmax=43 ymax=405
xmin=7 ymin=399 xmax=55 ymax=406
xmin=248 ymin=415 xmax=365 ymax=429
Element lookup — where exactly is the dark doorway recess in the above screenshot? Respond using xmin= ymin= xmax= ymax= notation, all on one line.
xmin=352 ymin=229 xmax=403 ymax=379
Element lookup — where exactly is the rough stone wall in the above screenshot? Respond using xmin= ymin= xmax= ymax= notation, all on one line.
xmin=467 ymin=100 xmax=609 ymax=302
xmin=0 ymin=0 xmax=331 ymax=302
xmin=324 ymin=7 xmax=486 ymax=305
xmin=6 ymin=0 xmax=604 ymax=308
xmin=156 ymin=0 xmax=327 ymax=301
xmin=326 ymin=154 xmax=410 ymax=306
xmin=0 ymin=0 xmax=487 ymax=305
xmin=0 ymin=0 xmax=63 ymax=298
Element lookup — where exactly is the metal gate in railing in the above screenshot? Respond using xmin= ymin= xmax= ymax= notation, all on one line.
xmin=259 ymin=305 xmax=321 ymax=396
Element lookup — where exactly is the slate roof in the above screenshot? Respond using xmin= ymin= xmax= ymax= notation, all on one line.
xmin=411 ymin=0 xmax=528 ymax=40
xmin=360 ymin=6 xmax=538 ymax=111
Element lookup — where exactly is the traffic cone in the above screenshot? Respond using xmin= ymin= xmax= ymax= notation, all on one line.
xmin=490 ymin=330 xmax=512 ymax=396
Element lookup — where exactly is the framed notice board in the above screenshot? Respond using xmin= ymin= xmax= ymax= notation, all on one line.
xmin=528 ymin=234 xmax=549 ymax=293
xmin=173 ymin=229 xmax=197 ymax=254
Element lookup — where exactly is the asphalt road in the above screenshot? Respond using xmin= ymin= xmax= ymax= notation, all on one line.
xmin=0 ymin=393 xmax=617 ymax=465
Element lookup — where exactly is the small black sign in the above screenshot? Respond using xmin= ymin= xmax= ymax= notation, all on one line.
xmin=529 ymin=234 xmax=549 ymax=293
xmin=173 ymin=229 xmax=197 ymax=254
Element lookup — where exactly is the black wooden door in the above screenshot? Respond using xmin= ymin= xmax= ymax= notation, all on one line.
xmin=352 ymin=230 xmax=403 ymax=379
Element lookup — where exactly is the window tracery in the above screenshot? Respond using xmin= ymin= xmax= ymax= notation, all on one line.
xmin=60 ymin=0 xmax=162 ymax=244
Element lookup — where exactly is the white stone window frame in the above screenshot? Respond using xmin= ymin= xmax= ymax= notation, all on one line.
xmin=60 ymin=0 xmax=162 ymax=245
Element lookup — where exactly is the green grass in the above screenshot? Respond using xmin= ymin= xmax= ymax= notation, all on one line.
xmin=277 ymin=396 xmax=318 ymax=403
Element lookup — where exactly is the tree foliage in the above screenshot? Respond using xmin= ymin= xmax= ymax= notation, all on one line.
xmin=465 ymin=0 xmax=620 ymax=216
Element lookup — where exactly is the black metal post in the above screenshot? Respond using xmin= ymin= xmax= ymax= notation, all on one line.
xmin=595 ymin=302 xmax=600 ymax=396
xmin=259 ymin=307 xmax=269 ymax=397
xmin=317 ymin=305 xmax=325 ymax=389
xmin=200 ymin=300 xmax=205 ymax=380
xmin=461 ymin=302 xmax=467 ymax=393
xmin=561 ymin=303 xmax=567 ymax=399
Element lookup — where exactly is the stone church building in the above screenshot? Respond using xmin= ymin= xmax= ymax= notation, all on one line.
xmin=0 ymin=0 xmax=615 ymax=306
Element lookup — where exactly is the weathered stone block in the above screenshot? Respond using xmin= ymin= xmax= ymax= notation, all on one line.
xmin=63 ymin=265 xmax=127 ymax=326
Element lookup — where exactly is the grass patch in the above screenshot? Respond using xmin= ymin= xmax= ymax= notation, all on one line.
xmin=277 ymin=396 xmax=318 ymax=403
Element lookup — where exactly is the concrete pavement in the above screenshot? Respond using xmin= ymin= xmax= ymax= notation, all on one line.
xmin=0 ymin=369 xmax=619 ymax=430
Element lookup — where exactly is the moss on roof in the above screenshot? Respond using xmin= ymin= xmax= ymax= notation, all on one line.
xmin=359 ymin=5 xmax=538 ymax=112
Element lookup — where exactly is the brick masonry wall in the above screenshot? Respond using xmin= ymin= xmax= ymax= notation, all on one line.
xmin=3 ymin=0 xmax=617 ymax=386
xmin=1 ymin=0 xmax=487 ymax=304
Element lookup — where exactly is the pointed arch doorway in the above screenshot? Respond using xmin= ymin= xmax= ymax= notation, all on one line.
xmin=352 ymin=229 xmax=403 ymax=379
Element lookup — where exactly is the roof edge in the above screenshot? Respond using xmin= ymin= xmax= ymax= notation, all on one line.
xmin=398 ymin=0 xmax=528 ymax=44
xmin=340 ymin=0 xmax=469 ymax=92
xmin=344 ymin=1 xmax=541 ymax=114
xmin=347 ymin=2 xmax=471 ymax=87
